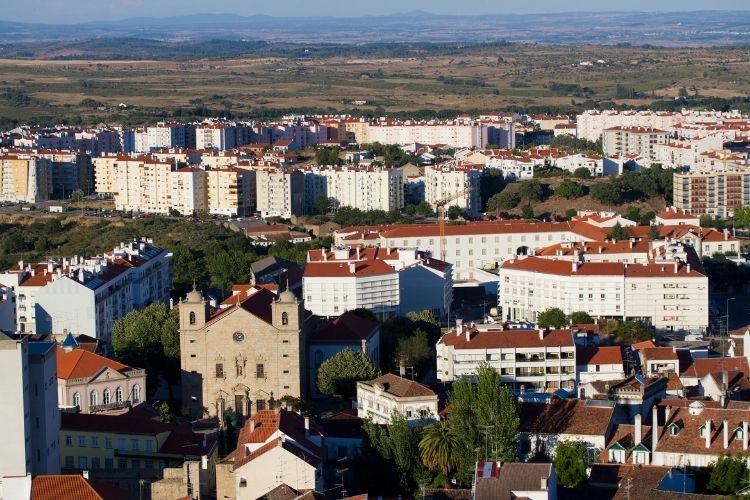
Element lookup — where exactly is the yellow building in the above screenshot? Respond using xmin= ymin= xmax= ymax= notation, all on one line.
xmin=0 ymin=153 xmax=51 ymax=203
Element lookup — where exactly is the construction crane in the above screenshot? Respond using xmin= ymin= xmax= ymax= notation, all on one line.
xmin=436 ymin=186 xmax=473 ymax=261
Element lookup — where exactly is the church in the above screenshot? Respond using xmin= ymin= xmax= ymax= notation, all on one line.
xmin=179 ymin=285 xmax=312 ymax=421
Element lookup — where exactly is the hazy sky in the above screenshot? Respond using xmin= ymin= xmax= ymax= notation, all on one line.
xmin=3 ymin=0 xmax=749 ymax=24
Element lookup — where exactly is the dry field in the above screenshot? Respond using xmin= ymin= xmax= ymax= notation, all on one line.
xmin=0 ymin=44 xmax=749 ymax=126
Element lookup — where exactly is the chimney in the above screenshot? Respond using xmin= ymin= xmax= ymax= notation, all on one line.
xmin=723 ymin=370 xmax=729 ymax=392
xmin=652 ymin=405 xmax=659 ymax=452
xmin=674 ymin=261 xmax=678 ymax=273
xmin=687 ymin=264 xmax=691 ymax=273
xmin=723 ymin=419 xmax=729 ymax=449
xmin=456 ymin=318 xmax=463 ymax=332
xmin=348 ymin=262 xmax=355 ymax=274
xmin=82 ymin=470 xmax=89 ymax=480
xmin=465 ymin=329 xmax=471 ymax=342
xmin=630 ymin=238 xmax=634 ymax=248
xmin=360 ymin=338 xmax=368 ymax=353
xmin=399 ymin=359 xmax=406 ymax=377
xmin=304 ymin=416 xmax=310 ymax=438
xmin=540 ymin=477 xmax=548 ymax=490
xmin=249 ymin=419 xmax=256 ymax=432
xmin=743 ymin=421 xmax=748 ymax=450
xmin=18 ymin=260 xmax=23 ymax=269
xmin=538 ymin=329 xmax=545 ymax=340
xmin=572 ymin=261 xmax=578 ymax=272
xmin=706 ymin=420 xmax=712 ymax=448
xmin=635 ymin=414 xmax=642 ymax=445
xmin=356 ymin=247 xmax=360 ymax=260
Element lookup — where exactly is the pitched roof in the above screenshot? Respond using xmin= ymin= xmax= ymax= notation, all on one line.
xmin=359 ymin=373 xmax=436 ymax=399
xmin=475 ymin=462 xmax=553 ymax=500
xmin=31 ymin=475 xmax=128 ymax=500
xmin=310 ymin=311 xmax=379 ymax=343
xmin=439 ymin=327 xmax=574 ymax=350
xmin=303 ymin=259 xmax=395 ymax=278
xmin=641 ymin=347 xmax=678 ymax=362
xmin=680 ymin=356 xmax=749 ymax=378
xmin=576 ymin=346 xmax=624 ymax=366
xmin=56 ymin=346 xmax=136 ymax=380
xmin=518 ymin=399 xmax=614 ymax=437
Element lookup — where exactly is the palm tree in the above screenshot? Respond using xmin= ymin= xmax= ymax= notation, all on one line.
xmin=419 ymin=421 xmax=459 ymax=475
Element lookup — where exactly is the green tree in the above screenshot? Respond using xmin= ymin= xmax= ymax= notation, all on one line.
xmin=648 ymin=225 xmax=661 ymax=240
xmin=572 ymin=167 xmax=592 ymax=179
xmin=521 ymin=205 xmax=535 ymax=220
xmin=518 ymin=179 xmax=544 ymax=204
xmin=159 ymin=401 xmax=174 ymax=423
xmin=315 ymin=146 xmax=341 ymax=165
xmin=447 ymin=205 xmax=462 ymax=220
xmin=314 ymin=194 xmax=330 ymax=215
xmin=625 ymin=206 xmax=641 ymax=223
xmin=316 ymin=349 xmax=380 ymax=399
xmin=415 ymin=201 xmax=434 ymax=217
xmin=420 ymin=420 xmax=460 ymax=475
xmin=555 ymin=179 xmax=584 ymax=199
xmin=205 ymin=249 xmax=254 ymax=292
xmin=70 ymin=189 xmax=84 ymax=203
xmin=112 ymin=302 xmax=180 ymax=398
xmin=608 ymin=222 xmax=629 ymax=241
xmin=487 ymin=191 xmax=520 ymax=211
xmin=678 ymin=86 xmax=689 ymax=99
xmin=613 ymin=321 xmax=652 ymax=344
xmin=537 ymin=307 xmax=567 ymax=328
xmin=34 ymin=235 xmax=49 ymax=252
xmin=569 ymin=311 xmax=594 ymax=324
xmin=735 ymin=204 xmax=750 ymax=229
xmin=396 ymin=329 xmax=432 ymax=373
xmin=565 ymin=208 xmax=578 ymax=220
xmin=480 ymin=169 xmax=506 ymax=211
xmin=707 ymin=454 xmax=747 ymax=494
xmin=554 ymin=440 xmax=588 ymax=488
xmin=590 ymin=182 xmax=622 ymax=205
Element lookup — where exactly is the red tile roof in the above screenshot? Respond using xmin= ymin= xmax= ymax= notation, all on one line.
xmin=576 ymin=346 xmax=624 ymax=366
xmin=680 ymin=356 xmax=749 ymax=379
xmin=56 ymin=346 xmax=136 ymax=380
xmin=641 ymin=347 xmax=678 ymax=362
xmin=359 ymin=373 xmax=436 ymax=398
xmin=31 ymin=475 xmax=129 ymax=500
xmin=310 ymin=311 xmax=379 ymax=343
xmin=304 ymin=259 xmax=395 ymax=278
xmin=518 ymin=399 xmax=614 ymax=437
xmin=439 ymin=327 xmax=574 ymax=350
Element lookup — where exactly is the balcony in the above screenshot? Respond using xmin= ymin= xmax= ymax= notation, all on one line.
xmin=90 ymin=401 xmax=131 ymax=413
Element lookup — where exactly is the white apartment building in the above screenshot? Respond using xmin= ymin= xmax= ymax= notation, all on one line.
xmin=436 ymin=323 xmax=577 ymax=394
xmin=304 ymin=246 xmax=453 ymax=319
xmin=94 ymin=155 xmax=177 ymax=213
xmin=195 ymin=122 xmax=237 ymax=150
xmin=356 ymin=373 xmax=439 ymax=425
xmin=0 ymin=240 xmax=172 ymax=344
xmin=255 ymin=167 xmax=304 ymax=218
xmin=171 ymin=167 xmax=208 ymax=215
xmin=499 ymin=243 xmax=708 ymax=332
xmin=368 ymin=119 xmax=489 ymax=149
xmin=576 ymin=110 xmax=676 ymax=142
xmin=145 ymin=122 xmax=185 ymax=152
xmin=0 ymin=153 xmax=52 ymax=203
xmin=303 ymin=165 xmax=404 ymax=212
xmin=654 ymin=135 xmax=724 ymax=170
xmin=424 ymin=162 xmax=483 ymax=216
xmin=602 ymin=126 xmax=669 ymax=161
xmin=0 ymin=335 xmax=59 ymax=481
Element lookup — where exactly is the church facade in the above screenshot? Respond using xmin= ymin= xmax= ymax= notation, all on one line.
xmin=179 ymin=286 xmax=311 ymax=421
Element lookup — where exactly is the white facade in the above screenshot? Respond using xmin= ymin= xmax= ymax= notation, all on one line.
xmin=356 ymin=374 xmax=439 ymax=425
xmin=436 ymin=324 xmax=577 ymax=393
xmin=0 ymin=335 xmax=60 ymax=481
xmin=0 ymin=286 xmax=16 ymax=333
xmin=303 ymin=165 xmax=404 ymax=212
xmin=255 ymin=167 xmax=304 ymax=218
xmin=206 ymin=167 xmax=255 ymax=217
xmin=146 ymin=123 xmax=185 ymax=151
xmin=424 ymin=162 xmax=482 ymax=216
xmin=195 ymin=123 xmax=237 ymax=150
xmin=171 ymin=167 xmax=208 ymax=215
xmin=603 ymin=127 xmax=669 ymax=161
xmin=368 ymin=120 xmax=489 ymax=149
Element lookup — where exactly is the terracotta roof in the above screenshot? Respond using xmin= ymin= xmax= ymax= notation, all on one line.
xmin=310 ymin=311 xmax=379 ymax=343
xmin=379 ymin=220 xmax=575 ymax=239
xmin=518 ymin=399 xmax=614 ymax=437
xmin=641 ymin=347 xmax=678 ymax=362
xmin=439 ymin=327 xmax=574 ymax=350
xmin=31 ymin=475 xmax=129 ymax=500
xmin=359 ymin=373 xmax=436 ymax=399
xmin=604 ymin=423 xmax=652 ymax=457
xmin=681 ymin=356 xmax=750 ymax=379
xmin=56 ymin=346 xmax=136 ymax=380
xmin=475 ymin=462 xmax=553 ymax=500
xmin=576 ymin=346 xmax=624 ymax=366
xmin=303 ymin=259 xmax=395 ymax=278
xmin=209 ymin=287 xmax=278 ymax=326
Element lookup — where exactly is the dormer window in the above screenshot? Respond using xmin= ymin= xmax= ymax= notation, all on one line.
xmin=668 ymin=423 xmax=682 ymax=436
xmin=699 ymin=424 xmax=707 ymax=438
xmin=735 ymin=427 xmax=744 ymax=440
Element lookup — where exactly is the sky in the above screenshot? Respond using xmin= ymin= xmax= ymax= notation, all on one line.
xmin=2 ymin=0 xmax=749 ymax=24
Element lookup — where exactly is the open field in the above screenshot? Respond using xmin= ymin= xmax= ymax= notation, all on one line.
xmin=1 ymin=44 xmax=750 ymax=127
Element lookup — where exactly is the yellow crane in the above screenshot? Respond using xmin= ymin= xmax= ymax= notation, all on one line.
xmin=435 ymin=186 xmax=474 ymax=261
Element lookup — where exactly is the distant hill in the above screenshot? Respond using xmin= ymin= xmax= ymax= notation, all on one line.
xmin=1 ymin=10 xmax=749 ymax=47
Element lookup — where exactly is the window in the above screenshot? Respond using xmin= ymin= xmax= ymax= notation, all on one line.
xmin=78 ymin=456 xmax=87 ymax=469
xmin=78 ymin=436 xmax=86 ymax=447
xmin=91 ymin=437 xmax=99 ymax=448
xmin=102 ymin=388 xmax=111 ymax=405
xmin=118 ymin=438 xmax=126 ymax=451
xmin=89 ymin=391 xmax=98 ymax=408
xmin=256 ymin=364 xmax=265 ymax=379
xmin=72 ymin=392 xmax=80 ymax=408
xmin=91 ymin=457 xmax=100 ymax=469
xmin=65 ymin=456 xmax=74 ymax=469
xmin=65 ymin=435 xmax=72 ymax=446
xmin=132 ymin=439 xmax=140 ymax=451
xmin=216 ymin=363 xmax=224 ymax=378
xmin=256 ymin=399 xmax=266 ymax=412
xmin=736 ymin=428 xmax=744 ymax=440
xmin=131 ymin=385 xmax=140 ymax=404
xmin=105 ymin=437 xmax=112 ymax=449
xmin=105 ymin=458 xmax=114 ymax=470
xmin=145 ymin=440 xmax=153 ymax=452
xmin=132 ymin=459 xmax=141 ymax=469
xmin=282 ymin=312 xmax=289 ymax=325
xmin=118 ymin=459 xmax=127 ymax=469
xmin=189 ymin=311 xmax=196 ymax=325
xmin=115 ymin=387 xmax=123 ymax=404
